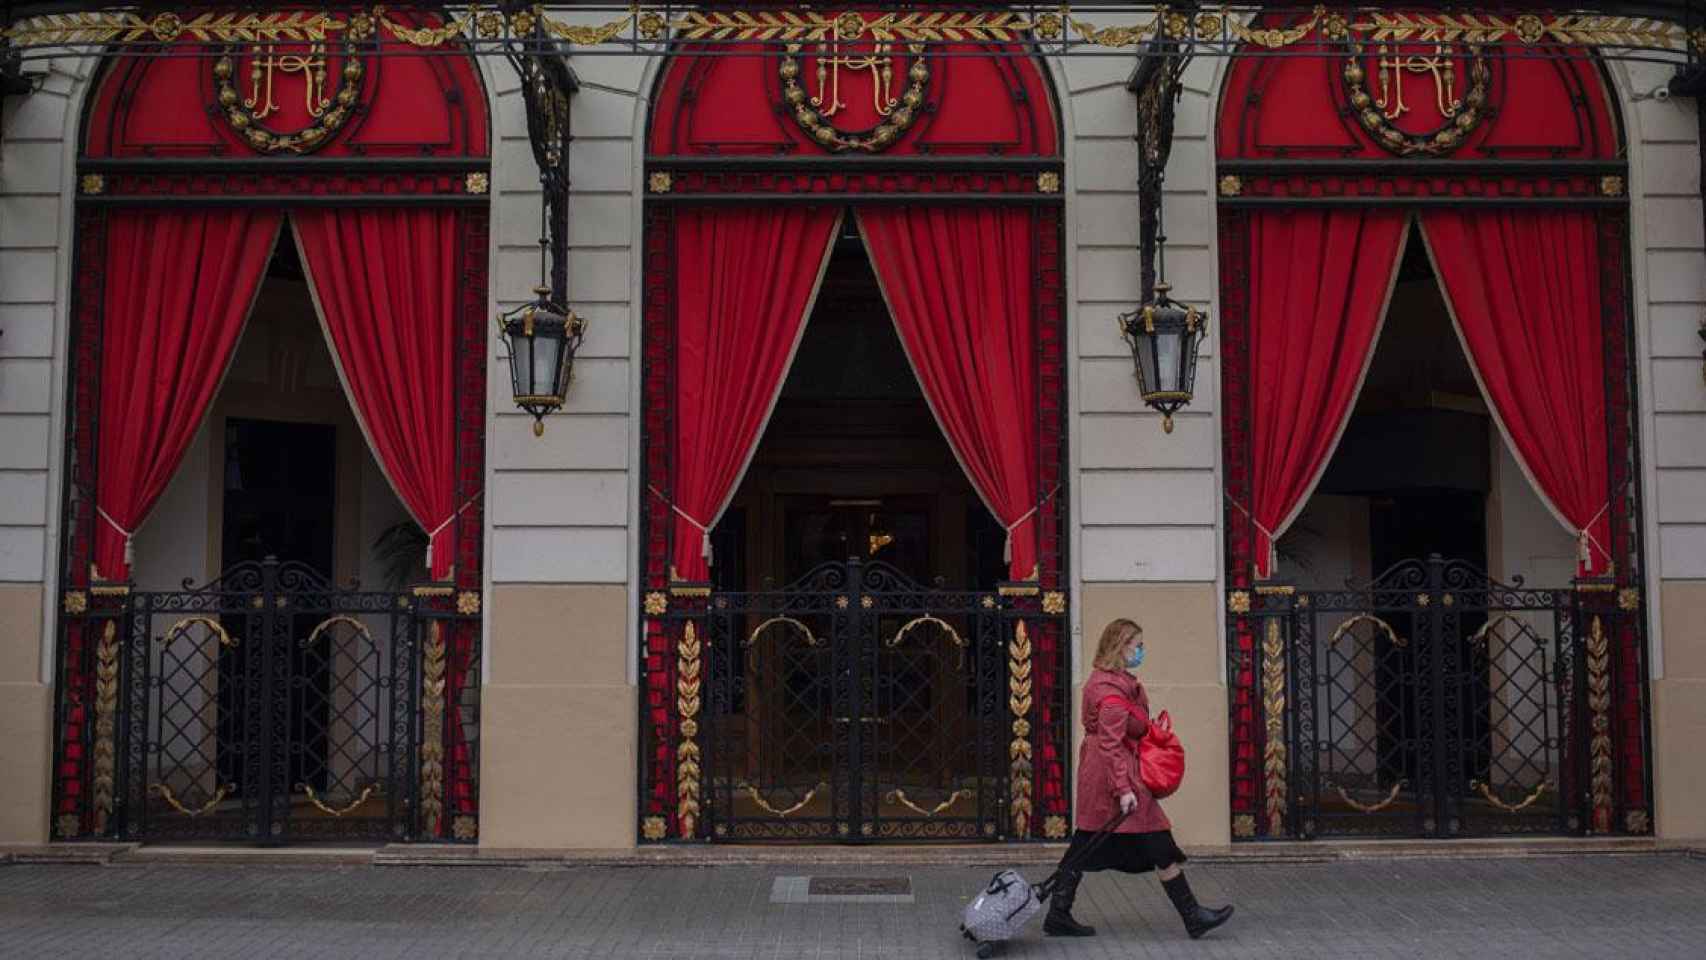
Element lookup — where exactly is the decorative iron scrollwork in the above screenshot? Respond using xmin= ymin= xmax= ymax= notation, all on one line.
xmin=1469 ymin=779 xmax=1550 ymax=814
xmin=745 ymin=616 xmax=822 ymax=648
xmin=742 ymin=781 xmax=824 ymax=818
xmin=152 ymin=783 xmax=233 ymax=818
xmin=1330 ymin=779 xmax=1407 ymax=814
xmin=299 ymin=783 xmax=379 ymax=818
xmin=885 ymin=788 xmax=972 ymax=818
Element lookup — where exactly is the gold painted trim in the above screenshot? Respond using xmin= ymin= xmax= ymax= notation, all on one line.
xmin=885 ymin=614 xmax=966 ymax=648
xmin=648 ymin=171 xmax=674 ymax=194
xmin=304 ymin=614 xmax=372 ymax=648
xmin=79 ymin=174 xmax=105 ymax=196
xmin=92 ymin=621 xmax=118 ymax=834
xmin=213 ymin=44 xmax=364 ymax=156
xmin=451 ymin=815 xmax=478 ymax=840
xmin=1330 ymin=779 xmax=1406 ymax=814
xmin=745 ymin=616 xmax=821 ymax=648
xmin=413 ymin=585 xmax=454 ymax=597
xmin=1036 ymin=171 xmax=1062 ymax=194
xmin=1586 ymin=615 xmax=1614 ymax=832
xmin=641 ymin=815 xmax=668 ymax=840
xmin=886 ymin=788 xmax=972 ymax=817
xmin=300 ymin=783 xmax=378 ymax=817
xmin=420 ymin=622 xmax=446 ymax=837
xmin=1262 ymin=618 xmax=1287 ymax=836
xmin=62 ymin=591 xmax=88 ymax=614
xmin=1468 ymin=614 xmax=1521 ymax=650
xmin=1328 ymin=613 xmax=1405 ymax=649
xmin=673 ymin=10 xmax=1036 ymax=43
xmin=1041 ymin=591 xmax=1066 ymax=615
xmin=644 ymin=591 xmax=669 ymax=615
xmin=1009 ymin=620 xmax=1034 ymax=837
xmin=1218 ymin=174 xmax=1243 ymax=197
xmin=1232 ymin=813 xmax=1257 ymax=838
xmin=1042 ymin=814 xmax=1068 ymax=839
xmin=1618 ymin=588 xmax=1640 ymax=612
xmin=1227 ymin=590 xmax=1251 ymax=614
xmin=740 ymin=781 xmax=824 ymax=818
xmin=456 ymin=591 xmax=481 ymax=615
xmin=6 ymin=7 xmax=1696 ymax=56
xmin=1469 ymin=779 xmax=1549 ymax=814
xmin=162 ymin=616 xmax=239 ymax=649
xmin=152 ymin=783 xmax=233 ymax=817
xmin=677 ymin=621 xmax=704 ymax=838
xmin=1342 ymin=40 xmax=1491 ymax=158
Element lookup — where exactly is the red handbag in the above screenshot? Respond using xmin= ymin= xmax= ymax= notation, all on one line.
xmin=1103 ymin=696 xmax=1187 ymax=799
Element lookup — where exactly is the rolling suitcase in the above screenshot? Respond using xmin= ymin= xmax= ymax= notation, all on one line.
xmin=958 ymin=811 xmax=1128 ymax=957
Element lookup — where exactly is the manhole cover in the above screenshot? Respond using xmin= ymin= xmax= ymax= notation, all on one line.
xmin=809 ymin=877 xmax=911 ymax=897
xmin=770 ymin=875 xmax=916 ymax=903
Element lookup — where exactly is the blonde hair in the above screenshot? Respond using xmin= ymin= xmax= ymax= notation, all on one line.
xmin=1092 ymin=618 xmax=1142 ymax=672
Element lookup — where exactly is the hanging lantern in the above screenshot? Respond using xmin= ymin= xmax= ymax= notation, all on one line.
xmin=498 ymin=286 xmax=584 ymax=436
xmin=1118 ymin=282 xmax=1206 ymax=434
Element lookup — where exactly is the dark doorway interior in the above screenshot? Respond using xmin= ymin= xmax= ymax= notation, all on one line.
xmin=217 ymin=417 xmax=337 ymax=796
xmin=720 ymin=214 xmax=1005 ymax=591
xmin=1306 ymin=221 xmax=1494 ymax=794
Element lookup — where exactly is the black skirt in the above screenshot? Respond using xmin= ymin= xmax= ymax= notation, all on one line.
xmin=1060 ymin=828 xmax=1187 ymax=875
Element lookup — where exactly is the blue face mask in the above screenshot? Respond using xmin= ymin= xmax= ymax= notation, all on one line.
xmin=1125 ymin=646 xmax=1146 ymax=670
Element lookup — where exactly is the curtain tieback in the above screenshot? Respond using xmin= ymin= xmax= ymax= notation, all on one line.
xmin=1578 ymin=502 xmax=1611 ymax=571
xmin=1225 ymin=496 xmax=1281 ymax=576
xmin=647 ymin=485 xmax=714 ymax=563
xmin=1003 ymin=486 xmax=1062 ymax=564
xmin=425 ymin=495 xmax=483 ymax=571
xmin=96 ymin=505 xmax=137 ymax=569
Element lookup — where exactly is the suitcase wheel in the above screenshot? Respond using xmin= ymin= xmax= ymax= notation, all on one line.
xmin=975 ymin=943 xmax=997 ymax=959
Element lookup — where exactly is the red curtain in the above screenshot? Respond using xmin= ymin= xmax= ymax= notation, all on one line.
xmin=293 ymin=209 xmax=460 ymax=580
xmin=1245 ymin=209 xmax=1409 ymax=579
xmin=668 ymin=206 xmax=842 ymax=581
xmin=293 ymin=208 xmax=473 ymax=822
xmin=94 ymin=210 xmax=282 ymax=581
xmin=1422 ymin=210 xmax=1611 ymax=575
xmin=857 ymin=207 xmax=1040 ymax=581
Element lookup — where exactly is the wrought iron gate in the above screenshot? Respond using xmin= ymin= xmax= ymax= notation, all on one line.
xmin=662 ymin=559 xmax=1060 ymax=842
xmin=1240 ymin=555 xmax=1648 ymax=840
xmin=54 ymin=558 xmax=481 ymax=843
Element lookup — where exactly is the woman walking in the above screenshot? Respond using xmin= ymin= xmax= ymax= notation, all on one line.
xmin=1044 ymin=618 xmax=1234 ymax=940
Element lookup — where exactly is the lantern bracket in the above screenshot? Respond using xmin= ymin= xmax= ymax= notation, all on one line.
xmin=503 ymin=12 xmax=579 ymax=306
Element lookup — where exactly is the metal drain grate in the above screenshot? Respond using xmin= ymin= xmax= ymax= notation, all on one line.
xmin=771 ymin=875 xmax=915 ymax=904
xmin=809 ymin=877 xmax=911 ymax=897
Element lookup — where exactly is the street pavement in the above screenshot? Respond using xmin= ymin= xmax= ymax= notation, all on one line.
xmin=1 ymin=853 xmax=1703 ymax=958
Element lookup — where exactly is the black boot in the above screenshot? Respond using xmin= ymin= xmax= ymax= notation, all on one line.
xmin=1042 ymin=870 xmax=1096 ymax=937
xmin=1161 ymin=873 xmax=1233 ymax=939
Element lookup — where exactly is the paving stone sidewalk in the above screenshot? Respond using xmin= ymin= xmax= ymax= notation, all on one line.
xmin=2 ymin=853 xmax=1703 ymax=959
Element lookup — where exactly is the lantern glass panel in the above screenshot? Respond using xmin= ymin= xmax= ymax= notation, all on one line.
xmin=1136 ymin=334 xmax=1162 ymax=397
xmin=1154 ymin=330 xmax=1183 ymax=394
xmin=531 ymin=328 xmax=564 ymax=397
xmin=506 ymin=326 xmax=536 ymax=398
